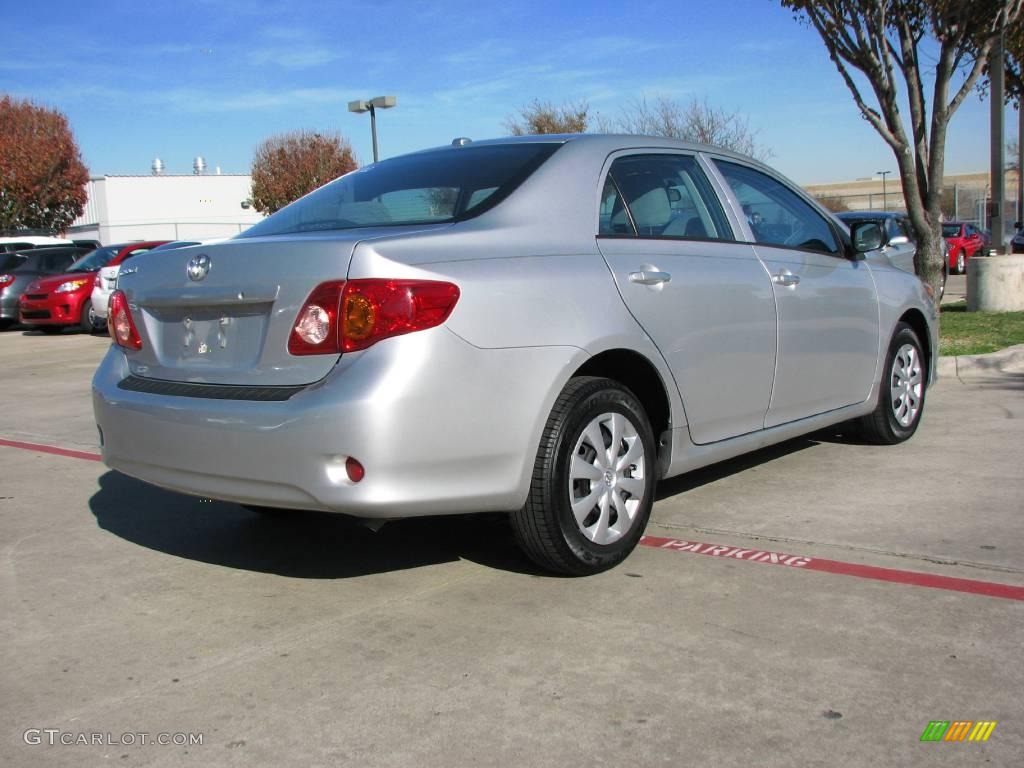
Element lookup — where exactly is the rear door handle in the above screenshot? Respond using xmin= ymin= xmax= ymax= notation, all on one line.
xmin=772 ymin=270 xmax=800 ymax=287
xmin=628 ymin=271 xmax=672 ymax=285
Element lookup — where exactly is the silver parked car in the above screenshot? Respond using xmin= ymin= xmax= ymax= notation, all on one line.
xmin=93 ymin=135 xmax=938 ymax=575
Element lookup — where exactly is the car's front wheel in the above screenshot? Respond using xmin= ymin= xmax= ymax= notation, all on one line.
xmin=955 ymin=249 xmax=965 ymax=274
xmin=858 ymin=322 xmax=926 ymax=444
xmin=511 ymin=376 xmax=657 ymax=575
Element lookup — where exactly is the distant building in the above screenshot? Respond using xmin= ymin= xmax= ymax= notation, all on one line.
xmin=803 ymin=169 xmax=1020 ymax=233
xmin=67 ymin=169 xmax=264 ymax=243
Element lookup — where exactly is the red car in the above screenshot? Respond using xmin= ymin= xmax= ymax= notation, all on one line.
xmin=18 ymin=241 xmax=168 ymax=333
xmin=942 ymin=221 xmax=985 ymax=274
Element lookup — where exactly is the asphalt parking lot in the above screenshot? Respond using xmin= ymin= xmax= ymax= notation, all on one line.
xmin=1 ymin=326 xmax=1022 ymax=767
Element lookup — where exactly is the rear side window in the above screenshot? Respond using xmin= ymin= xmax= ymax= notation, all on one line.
xmin=715 ymin=161 xmax=839 ymax=255
xmin=241 ymin=143 xmax=562 ymax=237
xmin=600 ymin=154 xmax=732 ymax=239
xmin=0 ymin=254 xmax=27 ymax=270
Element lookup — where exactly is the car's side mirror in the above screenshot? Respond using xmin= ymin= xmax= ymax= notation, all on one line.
xmin=887 ymin=235 xmax=909 ymax=246
xmin=850 ymin=221 xmax=884 ymax=254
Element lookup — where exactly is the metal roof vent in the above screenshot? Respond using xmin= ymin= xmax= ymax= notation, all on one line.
xmin=151 ymin=157 xmax=165 ymax=175
xmin=451 ymin=137 xmax=472 ymax=147
xmin=193 ymin=156 xmax=207 ymax=175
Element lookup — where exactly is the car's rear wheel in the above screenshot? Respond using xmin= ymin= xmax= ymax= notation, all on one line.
xmin=955 ymin=249 xmax=965 ymax=274
xmin=858 ymin=322 xmax=926 ymax=444
xmin=511 ymin=376 xmax=657 ymax=575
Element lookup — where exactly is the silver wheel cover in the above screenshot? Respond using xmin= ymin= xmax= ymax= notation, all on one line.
xmin=890 ymin=343 xmax=923 ymax=428
xmin=568 ymin=412 xmax=646 ymax=545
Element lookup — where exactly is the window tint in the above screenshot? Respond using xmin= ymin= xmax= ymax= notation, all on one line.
xmin=715 ymin=161 xmax=839 ymax=254
xmin=0 ymin=253 xmax=27 ymax=271
xmin=43 ymin=253 xmax=74 ymax=272
xmin=240 ymin=143 xmax=562 ymax=237
xmin=601 ymin=154 xmax=732 ymax=240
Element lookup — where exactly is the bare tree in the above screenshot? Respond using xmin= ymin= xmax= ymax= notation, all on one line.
xmin=504 ymin=99 xmax=589 ymax=135
xmin=781 ymin=0 xmax=1022 ymax=301
xmin=605 ymin=96 xmax=772 ymax=161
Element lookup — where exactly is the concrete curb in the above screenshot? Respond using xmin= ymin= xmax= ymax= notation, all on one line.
xmin=937 ymin=343 xmax=1024 ymax=378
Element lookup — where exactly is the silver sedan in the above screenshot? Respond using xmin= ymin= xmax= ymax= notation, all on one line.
xmin=93 ymin=134 xmax=937 ymax=575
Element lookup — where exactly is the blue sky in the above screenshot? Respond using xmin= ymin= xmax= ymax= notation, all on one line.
xmin=2 ymin=0 xmax=1015 ymax=184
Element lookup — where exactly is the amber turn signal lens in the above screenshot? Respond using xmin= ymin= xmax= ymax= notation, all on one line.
xmin=342 ymin=293 xmax=376 ymax=341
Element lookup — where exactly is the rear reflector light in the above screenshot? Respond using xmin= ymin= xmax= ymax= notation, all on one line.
xmin=289 ymin=279 xmax=460 ymax=355
xmin=108 ymin=290 xmax=142 ymax=350
xmin=345 ymin=457 xmax=365 ymax=483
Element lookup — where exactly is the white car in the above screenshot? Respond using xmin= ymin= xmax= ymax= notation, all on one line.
xmin=90 ymin=239 xmax=224 ymax=327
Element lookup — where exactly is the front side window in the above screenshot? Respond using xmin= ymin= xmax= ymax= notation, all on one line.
xmin=600 ymin=154 xmax=732 ymax=240
xmin=941 ymin=224 xmax=960 ymax=238
xmin=715 ymin=161 xmax=840 ymax=255
xmin=240 ymin=143 xmax=562 ymax=238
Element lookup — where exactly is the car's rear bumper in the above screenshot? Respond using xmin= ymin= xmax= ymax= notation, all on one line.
xmin=92 ymin=329 xmax=582 ymax=518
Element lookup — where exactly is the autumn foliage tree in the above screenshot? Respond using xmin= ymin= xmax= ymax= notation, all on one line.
xmin=0 ymin=95 xmax=89 ymax=234
xmin=250 ymin=130 xmax=357 ymax=214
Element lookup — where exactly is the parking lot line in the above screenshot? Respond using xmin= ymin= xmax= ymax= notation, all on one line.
xmin=0 ymin=437 xmax=102 ymax=462
xmin=4 ymin=436 xmax=1022 ymax=602
xmin=641 ymin=536 xmax=1024 ymax=601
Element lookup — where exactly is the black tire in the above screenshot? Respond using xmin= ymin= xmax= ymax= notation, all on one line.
xmin=0 ymin=318 xmax=14 ymax=331
xmin=955 ymin=249 xmax=965 ymax=274
xmin=858 ymin=322 xmax=927 ymax=444
xmin=511 ymin=376 xmax=657 ymax=576
xmin=938 ymin=267 xmax=947 ymax=301
xmin=80 ymin=299 xmax=95 ymax=333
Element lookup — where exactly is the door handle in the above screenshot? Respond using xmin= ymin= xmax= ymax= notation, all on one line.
xmin=628 ymin=271 xmax=672 ymax=285
xmin=772 ymin=270 xmax=800 ymax=287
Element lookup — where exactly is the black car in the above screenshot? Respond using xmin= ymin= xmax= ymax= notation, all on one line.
xmin=0 ymin=247 xmax=91 ymax=329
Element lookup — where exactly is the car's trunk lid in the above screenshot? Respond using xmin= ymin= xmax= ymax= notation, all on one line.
xmin=115 ymin=230 xmax=429 ymax=386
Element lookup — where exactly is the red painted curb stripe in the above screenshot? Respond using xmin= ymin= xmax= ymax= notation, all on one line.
xmin=0 ymin=438 xmax=102 ymax=462
xmin=640 ymin=536 xmax=1024 ymax=601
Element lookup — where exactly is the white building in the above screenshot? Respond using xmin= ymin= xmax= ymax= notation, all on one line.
xmin=68 ymin=163 xmax=264 ymax=243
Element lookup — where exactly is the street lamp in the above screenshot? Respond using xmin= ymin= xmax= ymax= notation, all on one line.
xmin=348 ymin=95 xmax=397 ymax=163
xmin=877 ymin=170 xmax=891 ymax=211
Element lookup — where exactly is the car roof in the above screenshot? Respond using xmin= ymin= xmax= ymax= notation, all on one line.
xmin=406 ymin=132 xmax=761 ymax=165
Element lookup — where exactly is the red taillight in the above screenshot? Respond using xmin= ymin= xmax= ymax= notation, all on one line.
xmin=0 ymin=274 xmax=14 ymax=287
xmin=288 ymin=279 xmax=460 ymax=356
xmin=108 ymin=290 xmax=142 ymax=350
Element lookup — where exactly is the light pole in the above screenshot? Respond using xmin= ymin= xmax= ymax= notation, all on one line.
xmin=348 ymin=95 xmax=397 ymax=163
xmin=877 ymin=170 xmax=891 ymax=211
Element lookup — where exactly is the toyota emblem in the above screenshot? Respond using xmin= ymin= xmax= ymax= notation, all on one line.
xmin=187 ymin=253 xmax=211 ymax=282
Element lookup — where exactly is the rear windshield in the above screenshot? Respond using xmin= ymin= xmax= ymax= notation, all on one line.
xmin=240 ymin=143 xmax=562 ymax=238
xmin=67 ymin=245 xmax=120 ymax=273
xmin=942 ymin=224 xmax=960 ymax=237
